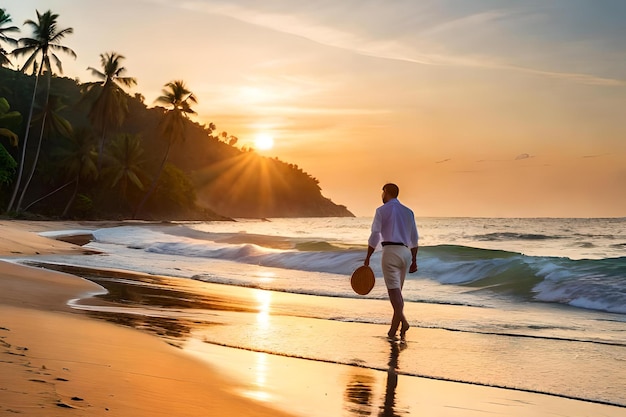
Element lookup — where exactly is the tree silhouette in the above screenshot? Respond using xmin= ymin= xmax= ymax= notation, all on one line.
xmin=0 ymin=97 xmax=21 ymax=187
xmin=7 ymin=9 xmax=75 ymax=212
xmin=134 ymin=80 xmax=196 ymax=218
xmin=55 ymin=126 xmax=97 ymax=217
xmin=102 ymin=133 xmax=147 ymax=214
xmin=16 ymin=94 xmax=72 ymax=210
xmin=80 ymin=52 xmax=136 ymax=171
xmin=0 ymin=9 xmax=19 ymax=68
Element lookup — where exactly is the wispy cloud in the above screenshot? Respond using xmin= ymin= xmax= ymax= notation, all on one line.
xmin=419 ymin=10 xmax=510 ymax=38
xmin=495 ymin=65 xmax=625 ymax=87
xmin=163 ymin=0 xmax=626 ymax=87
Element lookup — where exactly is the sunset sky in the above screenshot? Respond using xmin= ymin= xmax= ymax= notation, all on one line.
xmin=5 ymin=0 xmax=626 ymax=217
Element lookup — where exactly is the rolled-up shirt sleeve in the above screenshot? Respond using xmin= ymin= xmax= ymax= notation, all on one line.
xmin=368 ymin=208 xmax=382 ymax=248
xmin=410 ymin=217 xmax=419 ymax=249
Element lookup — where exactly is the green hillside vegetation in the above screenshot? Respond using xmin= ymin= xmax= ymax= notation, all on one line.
xmin=0 ymin=8 xmax=353 ymax=220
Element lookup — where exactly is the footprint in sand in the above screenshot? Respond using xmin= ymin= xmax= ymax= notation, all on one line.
xmin=56 ymin=395 xmax=87 ymax=410
xmin=0 ymin=327 xmax=11 ymax=350
xmin=1 ymin=329 xmax=90 ymax=412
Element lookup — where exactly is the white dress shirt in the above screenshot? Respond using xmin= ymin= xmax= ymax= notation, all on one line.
xmin=368 ymin=198 xmax=419 ymax=249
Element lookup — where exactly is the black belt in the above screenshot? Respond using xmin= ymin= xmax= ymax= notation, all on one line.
xmin=381 ymin=242 xmax=406 ymax=247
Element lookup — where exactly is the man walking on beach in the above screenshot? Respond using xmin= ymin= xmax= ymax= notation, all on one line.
xmin=364 ymin=183 xmax=418 ymax=341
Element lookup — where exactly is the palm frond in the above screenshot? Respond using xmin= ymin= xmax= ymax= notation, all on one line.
xmin=117 ymin=76 xmax=137 ymax=87
xmin=11 ymin=42 xmax=36 ymax=57
xmin=0 ymin=52 xmax=11 ymax=67
xmin=50 ymin=43 xmax=76 ymax=58
xmin=49 ymin=26 xmax=73 ymax=42
xmin=127 ymin=171 xmax=144 ymax=190
xmin=0 ymin=8 xmax=19 ymax=42
xmin=86 ymin=66 xmax=106 ymax=80
xmin=17 ymin=51 xmax=37 ymax=73
xmin=0 ymin=12 xmax=19 ymax=44
xmin=0 ymin=127 xmax=18 ymax=146
xmin=50 ymin=52 xmax=63 ymax=73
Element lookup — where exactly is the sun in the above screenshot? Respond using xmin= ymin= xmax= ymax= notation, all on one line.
xmin=254 ymin=133 xmax=274 ymax=151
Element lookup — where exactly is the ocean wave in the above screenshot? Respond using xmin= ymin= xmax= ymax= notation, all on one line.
xmin=418 ymin=246 xmax=626 ymax=314
xmin=162 ymin=242 xmax=626 ymax=314
xmin=531 ymin=257 xmax=626 ymax=314
xmin=91 ymin=227 xmax=626 ymax=315
xmin=474 ymin=232 xmax=561 ymax=241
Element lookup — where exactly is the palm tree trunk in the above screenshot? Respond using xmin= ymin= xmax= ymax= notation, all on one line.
xmin=22 ymin=179 xmax=73 ymax=212
xmin=16 ymin=73 xmax=51 ymax=211
xmin=133 ymin=143 xmax=171 ymax=219
xmin=6 ymin=65 xmax=42 ymax=212
xmin=62 ymin=173 xmax=80 ymax=217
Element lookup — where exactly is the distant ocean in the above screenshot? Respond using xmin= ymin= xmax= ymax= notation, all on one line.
xmin=31 ymin=217 xmax=626 ymax=410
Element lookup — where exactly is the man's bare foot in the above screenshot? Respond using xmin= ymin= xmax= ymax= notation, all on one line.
xmin=400 ymin=323 xmax=409 ymax=340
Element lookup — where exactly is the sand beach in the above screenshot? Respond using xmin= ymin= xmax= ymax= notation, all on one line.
xmin=0 ymin=220 xmax=295 ymax=416
xmin=0 ymin=220 xmax=624 ymax=416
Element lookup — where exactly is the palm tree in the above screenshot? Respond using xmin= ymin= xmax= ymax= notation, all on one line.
xmin=7 ymin=9 xmax=75 ymax=212
xmin=22 ymin=126 xmax=97 ymax=214
xmin=16 ymin=94 xmax=72 ymax=211
xmin=0 ymin=97 xmax=21 ymax=188
xmin=101 ymin=133 xmax=147 ymax=214
xmin=133 ymin=80 xmax=197 ymax=218
xmin=55 ymin=127 xmax=97 ymax=217
xmin=80 ymin=52 xmax=136 ymax=171
xmin=0 ymin=9 xmax=19 ymax=68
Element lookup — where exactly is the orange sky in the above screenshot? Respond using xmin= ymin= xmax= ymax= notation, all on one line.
xmin=6 ymin=0 xmax=626 ymax=217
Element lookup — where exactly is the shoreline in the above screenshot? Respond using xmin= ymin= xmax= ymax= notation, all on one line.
xmin=0 ymin=220 xmax=295 ymax=416
xmin=1 ymin=220 xmax=624 ymax=416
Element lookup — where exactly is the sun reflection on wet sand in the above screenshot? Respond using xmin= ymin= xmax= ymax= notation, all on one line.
xmin=242 ymin=352 xmax=273 ymax=402
xmin=255 ymin=289 xmax=272 ymax=328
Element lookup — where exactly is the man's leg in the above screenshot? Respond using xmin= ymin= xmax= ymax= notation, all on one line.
xmin=383 ymin=247 xmax=410 ymax=339
xmin=387 ymin=288 xmax=406 ymax=339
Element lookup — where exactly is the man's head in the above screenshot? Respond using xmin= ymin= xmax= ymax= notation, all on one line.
xmin=382 ymin=183 xmax=399 ymax=203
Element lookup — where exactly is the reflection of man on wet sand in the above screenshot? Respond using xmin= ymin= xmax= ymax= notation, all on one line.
xmin=343 ymin=340 xmax=407 ymax=417
xmin=344 ymin=373 xmax=375 ymax=415
xmin=380 ymin=340 xmax=407 ymax=417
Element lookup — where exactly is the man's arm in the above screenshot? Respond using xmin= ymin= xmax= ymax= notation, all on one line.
xmin=409 ymin=245 xmax=418 ymax=273
xmin=364 ymin=245 xmax=375 ymax=266
xmin=365 ymin=208 xmax=382 ymax=266
xmin=408 ymin=213 xmax=419 ymax=273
